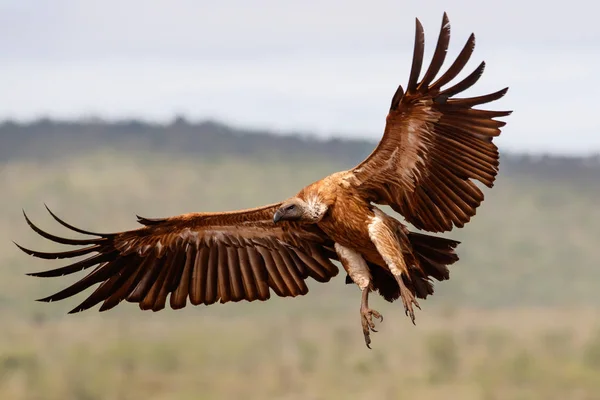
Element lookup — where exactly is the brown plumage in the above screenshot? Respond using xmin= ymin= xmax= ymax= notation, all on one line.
xmin=16 ymin=13 xmax=510 ymax=348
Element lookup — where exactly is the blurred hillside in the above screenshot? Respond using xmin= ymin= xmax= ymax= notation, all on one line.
xmin=2 ymin=117 xmax=600 ymax=184
xmin=2 ymin=118 xmax=600 ymax=399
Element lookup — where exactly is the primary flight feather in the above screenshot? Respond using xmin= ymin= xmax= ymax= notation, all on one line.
xmin=16 ymin=13 xmax=510 ymax=348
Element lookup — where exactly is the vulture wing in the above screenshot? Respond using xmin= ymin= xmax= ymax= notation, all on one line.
xmin=349 ymin=13 xmax=511 ymax=232
xmin=17 ymin=204 xmax=339 ymax=313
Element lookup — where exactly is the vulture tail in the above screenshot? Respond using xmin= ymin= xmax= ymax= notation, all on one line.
xmin=407 ymin=231 xmax=460 ymax=284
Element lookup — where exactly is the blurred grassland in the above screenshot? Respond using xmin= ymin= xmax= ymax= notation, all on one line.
xmin=3 ymin=310 xmax=600 ymax=400
xmin=2 ymin=147 xmax=600 ymax=399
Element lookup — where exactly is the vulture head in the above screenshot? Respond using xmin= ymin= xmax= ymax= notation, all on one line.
xmin=273 ymin=197 xmax=328 ymax=224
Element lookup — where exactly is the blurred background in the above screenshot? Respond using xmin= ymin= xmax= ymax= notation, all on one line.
xmin=2 ymin=1 xmax=600 ymax=399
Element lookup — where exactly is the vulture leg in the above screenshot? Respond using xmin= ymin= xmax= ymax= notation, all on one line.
xmin=334 ymin=243 xmax=383 ymax=349
xmin=368 ymin=208 xmax=421 ymax=324
xmin=360 ymin=287 xmax=383 ymax=349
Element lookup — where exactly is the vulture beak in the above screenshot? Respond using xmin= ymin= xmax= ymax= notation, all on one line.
xmin=273 ymin=210 xmax=283 ymax=224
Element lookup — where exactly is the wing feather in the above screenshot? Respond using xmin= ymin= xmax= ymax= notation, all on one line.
xmin=417 ymin=13 xmax=450 ymax=91
xmin=170 ymin=245 xmax=195 ymax=309
xmin=19 ymin=204 xmax=338 ymax=313
xmin=204 ymin=244 xmax=219 ymax=305
xmin=257 ymin=247 xmax=287 ymax=297
xmin=407 ymin=18 xmax=425 ymax=92
xmin=190 ymin=247 xmax=210 ymax=306
xmin=349 ymin=13 xmax=511 ymax=232
xmin=430 ymin=33 xmax=475 ymax=92
xmin=247 ymin=247 xmax=271 ymax=300
xmin=237 ymin=247 xmax=258 ymax=301
xmin=216 ymin=241 xmax=231 ymax=303
xmin=226 ymin=246 xmax=245 ymax=302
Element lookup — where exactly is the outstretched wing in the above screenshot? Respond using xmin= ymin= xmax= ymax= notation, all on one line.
xmin=348 ymin=13 xmax=511 ymax=232
xmin=17 ymin=204 xmax=339 ymax=313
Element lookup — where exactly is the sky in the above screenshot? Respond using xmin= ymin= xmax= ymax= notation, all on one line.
xmin=0 ymin=0 xmax=598 ymax=154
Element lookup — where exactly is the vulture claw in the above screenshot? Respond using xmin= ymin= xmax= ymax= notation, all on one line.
xmin=397 ymin=277 xmax=420 ymax=325
xmin=360 ymin=306 xmax=383 ymax=349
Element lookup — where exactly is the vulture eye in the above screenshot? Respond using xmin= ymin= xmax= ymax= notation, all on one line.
xmin=286 ymin=204 xmax=296 ymax=211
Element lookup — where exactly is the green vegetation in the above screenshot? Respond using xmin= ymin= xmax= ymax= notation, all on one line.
xmin=1 ymin=123 xmax=600 ymax=399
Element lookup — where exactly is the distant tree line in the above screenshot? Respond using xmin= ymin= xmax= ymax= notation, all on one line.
xmin=1 ymin=117 xmax=598 ymax=184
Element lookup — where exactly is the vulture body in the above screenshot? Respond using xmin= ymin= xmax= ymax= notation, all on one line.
xmin=16 ymin=13 xmax=511 ymax=348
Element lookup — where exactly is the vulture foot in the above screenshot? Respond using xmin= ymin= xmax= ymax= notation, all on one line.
xmin=397 ymin=276 xmax=421 ymax=324
xmin=360 ymin=288 xmax=383 ymax=349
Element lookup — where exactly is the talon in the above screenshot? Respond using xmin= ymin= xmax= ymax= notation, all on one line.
xmin=360 ymin=306 xmax=383 ymax=349
xmin=398 ymin=277 xmax=420 ymax=325
xmin=362 ymin=323 xmax=372 ymax=348
xmin=372 ymin=310 xmax=383 ymax=322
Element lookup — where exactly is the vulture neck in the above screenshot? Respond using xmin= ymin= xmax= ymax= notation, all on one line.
xmin=298 ymin=184 xmax=336 ymax=222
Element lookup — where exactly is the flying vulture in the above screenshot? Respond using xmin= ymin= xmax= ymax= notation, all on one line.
xmin=16 ymin=13 xmax=510 ymax=348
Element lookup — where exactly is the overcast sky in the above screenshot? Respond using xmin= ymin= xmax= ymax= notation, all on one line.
xmin=1 ymin=0 xmax=598 ymax=154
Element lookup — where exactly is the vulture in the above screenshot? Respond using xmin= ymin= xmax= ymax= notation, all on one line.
xmin=16 ymin=13 xmax=510 ymax=348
